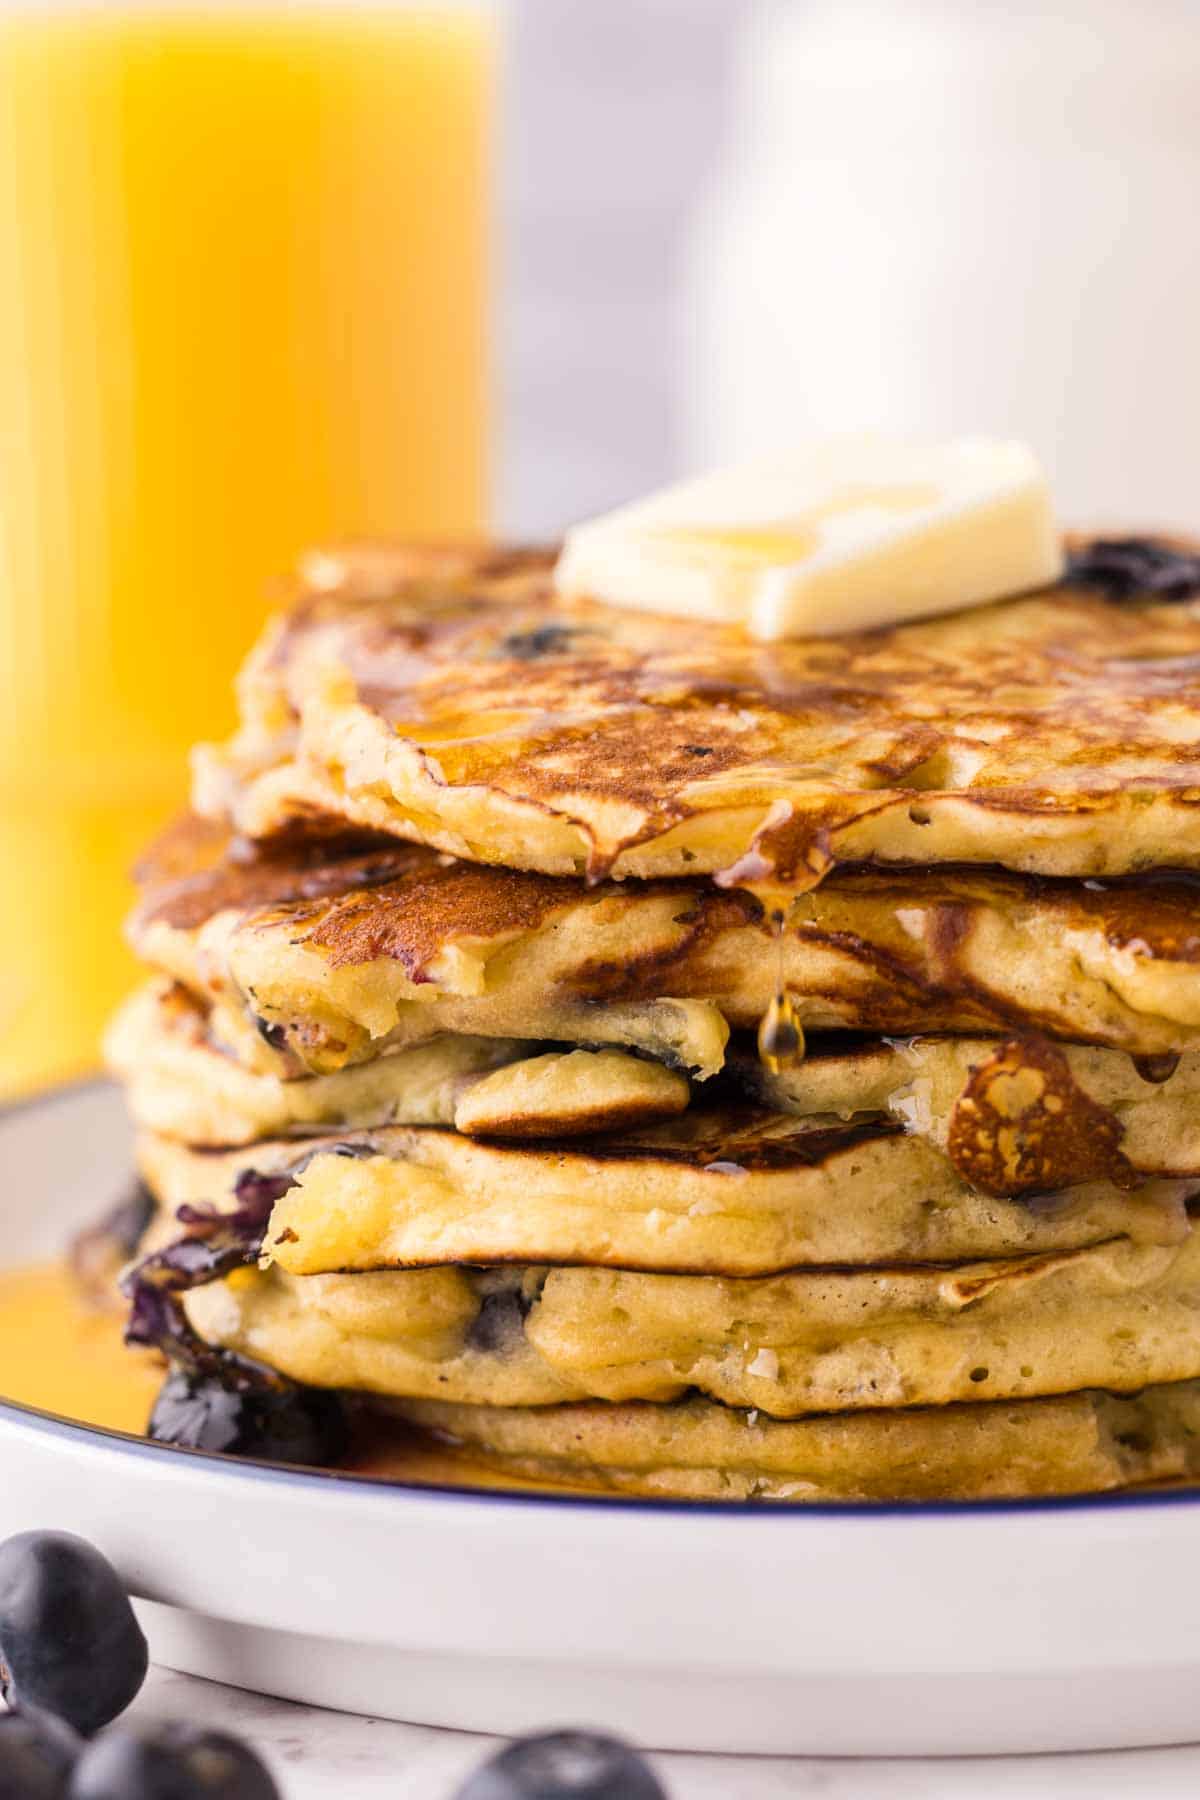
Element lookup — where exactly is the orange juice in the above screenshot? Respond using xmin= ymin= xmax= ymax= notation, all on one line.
xmin=0 ymin=4 xmax=491 ymax=1094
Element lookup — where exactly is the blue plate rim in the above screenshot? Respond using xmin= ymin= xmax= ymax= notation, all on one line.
xmin=6 ymin=1075 xmax=1200 ymax=1523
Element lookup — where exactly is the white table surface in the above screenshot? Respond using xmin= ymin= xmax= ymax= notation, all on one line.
xmin=129 ymin=1666 xmax=1200 ymax=1799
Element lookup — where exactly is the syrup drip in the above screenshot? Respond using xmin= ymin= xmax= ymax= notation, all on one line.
xmin=1131 ymin=1052 xmax=1182 ymax=1086
xmin=757 ymin=905 xmax=806 ymax=1075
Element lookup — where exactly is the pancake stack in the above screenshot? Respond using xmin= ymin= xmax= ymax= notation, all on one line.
xmin=109 ymin=535 xmax=1200 ymax=1500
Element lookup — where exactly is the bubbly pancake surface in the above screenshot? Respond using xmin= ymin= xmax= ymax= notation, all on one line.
xmin=193 ymin=538 xmax=1200 ymax=886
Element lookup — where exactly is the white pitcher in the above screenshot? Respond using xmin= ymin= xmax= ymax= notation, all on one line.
xmin=684 ymin=0 xmax=1200 ymax=526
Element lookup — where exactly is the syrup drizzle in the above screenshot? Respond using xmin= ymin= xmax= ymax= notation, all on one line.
xmin=1131 ymin=1051 xmax=1182 ymax=1086
xmin=757 ymin=905 xmax=806 ymax=1075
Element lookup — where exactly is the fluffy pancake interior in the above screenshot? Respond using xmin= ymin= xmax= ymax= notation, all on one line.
xmin=449 ymin=1049 xmax=688 ymax=1138
xmin=107 ymin=982 xmax=689 ymax=1146
xmin=387 ymin=1382 xmax=1200 ymax=1502
xmin=186 ymin=1225 xmax=1200 ymax=1416
xmin=137 ymin=1110 xmax=1198 ymax=1277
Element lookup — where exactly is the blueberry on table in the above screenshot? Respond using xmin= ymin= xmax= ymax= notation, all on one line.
xmin=454 ymin=1729 xmax=668 ymax=1800
xmin=68 ymin=1723 xmax=281 ymax=1799
xmin=0 ymin=1706 xmax=82 ymax=1799
xmin=0 ymin=1532 xmax=148 ymax=1735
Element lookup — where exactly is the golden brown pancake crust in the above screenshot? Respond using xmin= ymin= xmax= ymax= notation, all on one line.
xmin=137 ymin=818 xmax=1200 ymax=977
xmin=943 ymin=1035 xmax=1133 ymax=1194
xmin=135 ymin=815 xmax=745 ymax=982
xmin=199 ymin=536 xmax=1200 ymax=885
xmin=132 ymin=814 xmax=409 ymax=935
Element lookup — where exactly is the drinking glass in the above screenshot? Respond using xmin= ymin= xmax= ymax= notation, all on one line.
xmin=0 ymin=0 xmax=493 ymax=1092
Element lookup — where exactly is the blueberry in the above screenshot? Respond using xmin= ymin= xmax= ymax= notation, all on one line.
xmin=68 ymin=1722 xmax=280 ymax=1800
xmin=454 ymin=1729 xmax=667 ymax=1800
xmin=0 ymin=1533 xmax=147 ymax=1736
xmin=253 ymin=1014 xmax=289 ymax=1053
xmin=1066 ymin=536 xmax=1200 ymax=601
xmin=0 ymin=1706 xmax=82 ymax=1799
xmin=148 ymin=1367 xmax=348 ymax=1467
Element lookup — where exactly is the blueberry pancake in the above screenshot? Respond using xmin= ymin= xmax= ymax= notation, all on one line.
xmin=193 ymin=537 xmax=1200 ymax=888
xmin=106 ymin=527 xmax=1200 ymax=1502
xmin=390 ymin=1383 xmax=1200 ymax=1502
xmin=114 ymin=979 xmax=1200 ymax=1207
xmin=738 ymin=1035 xmax=1200 ymax=1192
xmin=129 ymin=815 xmax=1200 ymax=1083
xmin=185 ymin=1227 xmax=1200 ymax=1415
xmin=106 ymin=982 xmax=689 ymax=1147
xmin=135 ymin=1108 xmax=1196 ymax=1276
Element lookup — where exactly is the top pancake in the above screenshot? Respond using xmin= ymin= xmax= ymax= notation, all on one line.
xmin=193 ymin=536 xmax=1200 ymax=888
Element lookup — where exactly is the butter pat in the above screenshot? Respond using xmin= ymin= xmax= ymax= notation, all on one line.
xmin=554 ymin=439 xmax=1064 ymax=640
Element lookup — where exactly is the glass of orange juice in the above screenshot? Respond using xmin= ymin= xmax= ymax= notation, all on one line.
xmin=0 ymin=1 xmax=493 ymax=1095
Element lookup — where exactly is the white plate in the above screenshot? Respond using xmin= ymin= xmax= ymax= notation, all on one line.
xmin=4 ymin=1081 xmax=1200 ymax=1757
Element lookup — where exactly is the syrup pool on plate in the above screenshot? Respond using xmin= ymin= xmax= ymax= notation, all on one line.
xmin=0 ymin=1261 xmax=576 ymax=1495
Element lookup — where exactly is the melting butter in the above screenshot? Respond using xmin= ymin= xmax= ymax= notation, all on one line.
xmin=554 ymin=438 xmax=1063 ymax=641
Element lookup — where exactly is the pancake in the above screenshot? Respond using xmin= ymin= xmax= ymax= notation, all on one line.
xmin=130 ymin=816 xmax=729 ymax=1079
xmin=185 ymin=1226 xmax=1200 ymax=1415
xmin=113 ymin=978 xmax=1200 ymax=1204
xmin=391 ymin=1382 xmax=1200 ymax=1501
xmin=130 ymin=817 xmax=1200 ymax=1075
xmin=106 ymin=982 xmax=690 ymax=1146
xmin=740 ymin=1035 xmax=1200 ymax=1194
xmin=137 ymin=1111 xmax=1197 ymax=1276
xmin=191 ymin=535 xmax=1200 ymax=888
